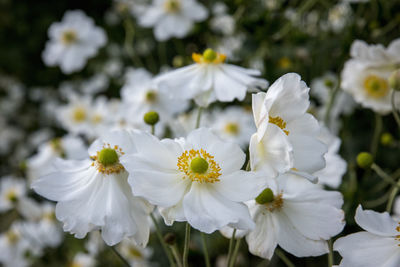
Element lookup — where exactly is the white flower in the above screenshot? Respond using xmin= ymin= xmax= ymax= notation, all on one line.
xmin=117 ymin=239 xmax=153 ymax=267
xmin=0 ymin=176 xmax=27 ymax=213
xmin=85 ymin=231 xmax=105 ymax=256
xmin=156 ymin=48 xmax=268 ymax=107
xmin=341 ymin=39 xmax=400 ymax=114
xmin=334 ymin=205 xmax=400 ymax=267
xmin=42 ymin=10 xmax=107 ymax=74
xmin=27 ymin=135 xmax=87 ymax=183
xmin=209 ymin=106 xmax=256 ymax=148
xmin=120 ymin=68 xmax=189 ymax=135
xmin=327 ymin=3 xmax=352 ymax=32
xmin=245 ymin=173 xmax=345 ymax=259
xmin=251 ymin=73 xmax=327 ymax=181
xmin=70 ymin=253 xmax=96 ymax=267
xmin=122 ymin=128 xmax=266 ymax=233
xmin=138 ymin=0 xmax=208 ymax=41
xmin=0 ymin=222 xmax=34 ymax=267
xmin=32 ymin=129 xmax=153 ymax=246
xmin=314 ymin=127 xmax=347 ymax=188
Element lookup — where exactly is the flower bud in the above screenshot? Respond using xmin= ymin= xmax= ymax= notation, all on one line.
xmin=380 ymin=132 xmax=394 ymax=146
xmin=356 ymin=152 xmax=373 ymax=169
xmin=164 ymin=233 xmax=176 ymax=246
xmin=143 ymin=111 xmax=159 ymax=126
xmin=389 ymin=69 xmax=400 ymax=91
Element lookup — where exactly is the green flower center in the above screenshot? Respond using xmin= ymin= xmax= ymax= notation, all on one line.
xmin=202 ymin=49 xmax=217 ymax=62
xmin=363 ymin=75 xmax=389 ymax=98
xmin=190 ymin=157 xmax=209 ymax=174
xmin=164 ymin=0 xmax=181 ymax=13
xmin=61 ymin=30 xmax=78 ymax=45
xmin=145 ymin=90 xmax=158 ymax=102
xmin=98 ymin=148 xmax=119 ymax=166
xmin=255 ymin=188 xmax=274 ymax=204
xmin=225 ymin=122 xmax=239 ymax=135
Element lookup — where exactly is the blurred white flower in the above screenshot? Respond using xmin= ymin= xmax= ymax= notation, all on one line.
xmin=137 ymin=0 xmax=208 ymax=41
xmin=246 ymin=173 xmax=344 ymax=259
xmin=0 ymin=176 xmax=27 ymax=213
xmin=85 ymin=231 xmax=105 ymax=256
xmin=341 ymin=39 xmax=400 ymax=114
xmin=27 ymin=135 xmax=87 ymax=183
xmin=210 ymin=4 xmax=235 ymax=36
xmin=334 ymin=205 xmax=400 ymax=267
xmin=32 ymin=129 xmax=153 ymax=246
xmin=209 ymin=106 xmax=256 ymax=148
xmin=156 ymin=48 xmax=268 ymax=107
xmin=42 ymin=10 xmax=107 ymax=74
xmin=314 ymin=126 xmax=347 ymax=188
xmin=118 ymin=239 xmax=153 ymax=267
xmin=70 ymin=253 xmax=96 ymax=267
xmin=122 ymin=128 xmax=266 ymax=233
xmin=251 ymin=73 xmax=327 ymax=182
xmin=327 ymin=3 xmax=352 ymax=32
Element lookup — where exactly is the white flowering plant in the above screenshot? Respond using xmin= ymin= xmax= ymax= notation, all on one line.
xmin=1 ymin=0 xmax=400 ymax=267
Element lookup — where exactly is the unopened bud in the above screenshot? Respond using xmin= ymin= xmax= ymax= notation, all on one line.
xmin=143 ymin=111 xmax=159 ymax=126
xmin=356 ymin=152 xmax=373 ymax=169
xmin=380 ymin=132 xmax=394 ymax=146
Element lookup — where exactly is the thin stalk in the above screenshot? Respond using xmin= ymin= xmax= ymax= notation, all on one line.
xmin=200 ymin=233 xmax=211 ymax=267
xmin=228 ymin=237 xmax=242 ymax=267
xmin=150 ymin=213 xmax=176 ymax=267
xmin=123 ymin=17 xmax=143 ymax=67
xmin=275 ymin=248 xmax=295 ymax=267
xmin=151 ymin=125 xmax=155 ymax=135
xmin=370 ymin=113 xmax=383 ymax=157
xmin=371 ymin=163 xmax=400 ymax=188
xmin=183 ymin=223 xmax=191 ymax=267
xmin=170 ymin=244 xmax=183 ymax=267
xmin=328 ymin=239 xmax=334 ymax=267
xmin=195 ymin=106 xmax=203 ymax=129
xmin=387 ymin=180 xmax=400 ymax=212
xmin=226 ymin=229 xmax=237 ymax=267
xmin=110 ymin=246 xmax=130 ymax=267
xmin=324 ymin=78 xmax=340 ymax=126
xmin=391 ymin=91 xmax=400 ymax=132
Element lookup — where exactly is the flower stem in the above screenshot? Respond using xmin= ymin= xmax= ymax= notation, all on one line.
xmin=275 ymin=248 xmax=295 ymax=267
xmin=170 ymin=244 xmax=183 ymax=267
xmin=370 ymin=113 xmax=383 ymax=157
xmin=328 ymin=239 xmax=334 ymax=267
xmin=226 ymin=229 xmax=236 ymax=267
xmin=150 ymin=213 xmax=176 ymax=267
xmin=391 ymin=91 xmax=400 ymax=132
xmin=183 ymin=223 xmax=191 ymax=267
xmin=151 ymin=125 xmax=155 ymax=135
xmin=387 ymin=179 xmax=400 ymax=213
xmin=371 ymin=163 xmax=400 ymax=187
xmin=324 ymin=77 xmax=340 ymax=126
xmin=200 ymin=232 xmax=211 ymax=267
xmin=195 ymin=106 xmax=203 ymax=129
xmin=228 ymin=237 xmax=242 ymax=267
xmin=110 ymin=246 xmax=130 ymax=267
xmin=123 ymin=17 xmax=143 ymax=67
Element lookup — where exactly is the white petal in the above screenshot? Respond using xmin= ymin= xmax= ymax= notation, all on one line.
xmin=355 ymin=205 xmax=398 ymax=236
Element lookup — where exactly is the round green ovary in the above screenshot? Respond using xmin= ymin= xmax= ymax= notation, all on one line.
xmin=190 ymin=157 xmax=209 ymax=174
xmin=255 ymin=188 xmax=274 ymax=204
xmin=203 ymin=49 xmax=217 ymax=62
xmin=98 ymin=148 xmax=119 ymax=166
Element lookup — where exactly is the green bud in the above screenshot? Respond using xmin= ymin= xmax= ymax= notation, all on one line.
xmin=380 ymin=132 xmax=394 ymax=146
xmin=356 ymin=152 xmax=373 ymax=169
xmin=190 ymin=157 xmax=209 ymax=174
xmin=143 ymin=111 xmax=159 ymax=125
xmin=255 ymin=188 xmax=274 ymax=204
xmin=98 ymin=148 xmax=119 ymax=166
xmin=172 ymin=55 xmax=184 ymax=67
xmin=389 ymin=69 xmax=400 ymax=91
xmin=203 ymin=48 xmax=217 ymax=62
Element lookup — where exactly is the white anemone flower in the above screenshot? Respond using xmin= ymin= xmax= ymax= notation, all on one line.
xmin=156 ymin=48 xmax=268 ymax=107
xmin=32 ymin=129 xmax=153 ymax=246
xmin=0 ymin=176 xmax=27 ymax=213
xmin=209 ymin=106 xmax=255 ymax=148
xmin=138 ymin=0 xmax=208 ymax=41
xmin=117 ymin=238 xmax=153 ymax=267
xmin=251 ymin=73 xmax=327 ymax=181
xmin=42 ymin=10 xmax=107 ymax=74
xmin=245 ymin=173 xmax=345 ymax=259
xmin=27 ymin=135 xmax=87 ymax=183
xmin=70 ymin=253 xmax=96 ymax=267
xmin=122 ymin=128 xmax=266 ymax=233
xmin=314 ymin=127 xmax=347 ymax=188
xmin=334 ymin=205 xmax=400 ymax=267
xmin=341 ymin=39 xmax=400 ymax=114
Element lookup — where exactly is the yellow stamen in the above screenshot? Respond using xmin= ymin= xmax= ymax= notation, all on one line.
xmin=5 ymin=190 xmax=17 ymax=203
xmin=192 ymin=51 xmax=227 ymax=64
xmin=395 ymin=222 xmax=400 ymax=246
xmin=177 ymin=149 xmax=221 ymax=183
xmin=262 ymin=193 xmax=284 ymax=212
xmin=224 ymin=122 xmax=239 ymax=135
xmin=128 ymin=247 xmax=143 ymax=258
xmin=363 ymin=75 xmax=389 ymax=98
xmin=90 ymin=144 xmax=125 ymax=175
xmin=72 ymin=107 xmax=86 ymax=123
xmin=43 ymin=211 xmax=56 ymax=222
xmin=164 ymin=0 xmax=181 ymax=13
xmin=61 ymin=30 xmax=78 ymax=45
xmin=145 ymin=90 xmax=158 ymax=103
xmin=269 ymin=116 xmax=289 ymax=135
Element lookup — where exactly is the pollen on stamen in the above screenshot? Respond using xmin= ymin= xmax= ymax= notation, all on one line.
xmin=177 ymin=149 xmax=222 ymax=183
xmin=269 ymin=116 xmax=289 ymax=135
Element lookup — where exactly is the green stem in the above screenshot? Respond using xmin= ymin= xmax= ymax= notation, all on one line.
xmin=183 ymin=223 xmax=191 ymax=267
xmin=275 ymin=248 xmax=295 ymax=267
xmin=371 ymin=163 xmax=400 ymax=187
xmin=151 ymin=125 xmax=155 ymax=135
xmin=324 ymin=78 xmax=340 ymax=126
xmin=170 ymin=244 xmax=183 ymax=267
xmin=200 ymin=233 xmax=211 ymax=267
xmin=123 ymin=17 xmax=143 ymax=67
xmin=228 ymin=237 xmax=242 ymax=267
xmin=328 ymin=239 xmax=334 ymax=267
xmin=110 ymin=246 xmax=130 ymax=267
xmin=387 ymin=180 xmax=400 ymax=212
xmin=195 ymin=106 xmax=203 ymax=129
xmin=370 ymin=113 xmax=383 ymax=157
xmin=150 ymin=213 xmax=176 ymax=267
xmin=391 ymin=91 xmax=400 ymax=132
xmin=226 ymin=229 xmax=237 ymax=267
